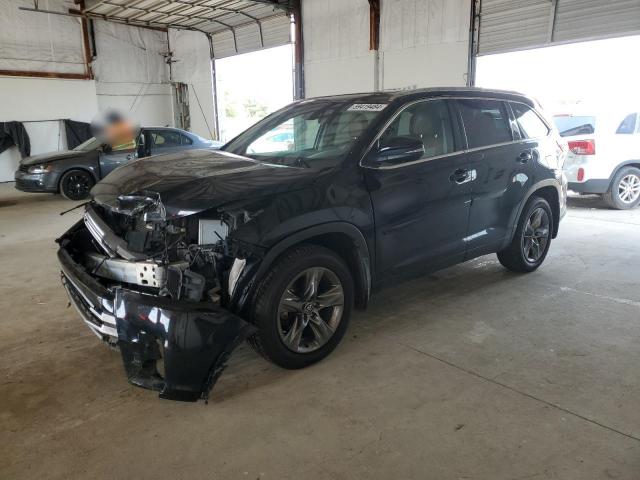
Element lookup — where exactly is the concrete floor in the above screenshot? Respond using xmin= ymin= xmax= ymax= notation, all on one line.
xmin=1 ymin=183 xmax=639 ymax=480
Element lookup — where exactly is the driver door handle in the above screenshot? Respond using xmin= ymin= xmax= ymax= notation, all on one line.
xmin=450 ymin=168 xmax=477 ymax=184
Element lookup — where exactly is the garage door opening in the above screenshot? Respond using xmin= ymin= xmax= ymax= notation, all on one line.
xmin=477 ymin=35 xmax=640 ymax=207
xmin=215 ymin=44 xmax=294 ymax=143
xmin=475 ymin=35 xmax=640 ymax=112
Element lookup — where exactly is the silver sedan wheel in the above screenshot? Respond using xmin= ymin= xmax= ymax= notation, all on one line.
xmin=618 ymin=174 xmax=640 ymax=204
xmin=522 ymin=207 xmax=550 ymax=263
xmin=277 ymin=267 xmax=344 ymax=353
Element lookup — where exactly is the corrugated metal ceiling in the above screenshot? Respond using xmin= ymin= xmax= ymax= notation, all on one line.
xmin=83 ymin=0 xmax=292 ymax=35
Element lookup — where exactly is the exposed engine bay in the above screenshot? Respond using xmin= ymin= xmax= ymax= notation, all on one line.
xmin=79 ymin=193 xmax=253 ymax=306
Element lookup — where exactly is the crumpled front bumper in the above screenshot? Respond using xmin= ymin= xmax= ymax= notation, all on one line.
xmin=58 ymin=241 xmax=256 ymax=402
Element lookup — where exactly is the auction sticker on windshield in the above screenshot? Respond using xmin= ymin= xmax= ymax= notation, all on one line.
xmin=347 ymin=104 xmax=388 ymax=112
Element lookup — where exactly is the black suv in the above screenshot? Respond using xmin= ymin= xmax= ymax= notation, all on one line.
xmin=57 ymin=88 xmax=567 ymax=401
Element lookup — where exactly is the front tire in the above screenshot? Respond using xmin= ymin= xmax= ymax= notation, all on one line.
xmin=59 ymin=169 xmax=95 ymax=200
xmin=603 ymin=166 xmax=640 ymax=210
xmin=248 ymin=244 xmax=353 ymax=369
xmin=497 ymin=196 xmax=553 ymax=273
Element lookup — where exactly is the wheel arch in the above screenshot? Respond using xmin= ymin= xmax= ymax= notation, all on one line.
xmin=503 ymin=180 xmax=562 ymax=249
xmin=235 ymin=222 xmax=372 ymax=313
xmin=607 ymin=161 xmax=640 ymax=190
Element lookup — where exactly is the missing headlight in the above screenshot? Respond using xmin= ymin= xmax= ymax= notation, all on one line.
xmin=198 ymin=219 xmax=228 ymax=244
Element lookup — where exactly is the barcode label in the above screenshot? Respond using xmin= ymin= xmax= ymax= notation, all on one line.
xmin=347 ymin=104 xmax=388 ymax=112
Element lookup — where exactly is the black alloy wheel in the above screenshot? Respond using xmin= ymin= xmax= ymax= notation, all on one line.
xmin=498 ymin=196 xmax=553 ymax=273
xmin=521 ymin=207 xmax=551 ymax=263
xmin=60 ymin=169 xmax=95 ymax=200
xmin=249 ymin=244 xmax=354 ymax=369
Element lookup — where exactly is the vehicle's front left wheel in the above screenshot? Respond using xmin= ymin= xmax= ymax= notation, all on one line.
xmin=59 ymin=169 xmax=95 ymax=200
xmin=248 ymin=244 xmax=353 ymax=369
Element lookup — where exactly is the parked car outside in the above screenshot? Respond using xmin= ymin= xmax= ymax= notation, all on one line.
xmin=14 ymin=127 xmax=222 ymax=200
xmin=247 ymin=126 xmax=294 ymax=153
xmin=57 ymin=88 xmax=566 ymax=401
xmin=554 ymin=110 xmax=640 ymax=209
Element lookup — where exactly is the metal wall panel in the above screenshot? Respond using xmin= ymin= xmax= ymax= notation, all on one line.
xmin=478 ymin=0 xmax=640 ymax=55
xmin=477 ymin=0 xmax=551 ymax=55
xmin=554 ymin=0 xmax=640 ymax=42
xmin=381 ymin=0 xmax=469 ymax=50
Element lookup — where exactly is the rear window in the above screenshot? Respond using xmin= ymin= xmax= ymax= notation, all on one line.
xmin=553 ymin=115 xmax=596 ymax=137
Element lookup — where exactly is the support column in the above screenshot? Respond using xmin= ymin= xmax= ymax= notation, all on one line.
xmin=292 ymin=0 xmax=305 ymax=100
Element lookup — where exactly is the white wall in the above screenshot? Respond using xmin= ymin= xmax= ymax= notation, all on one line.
xmin=93 ymin=21 xmax=173 ymax=128
xmin=95 ymin=82 xmax=174 ymax=128
xmin=0 ymin=77 xmax=98 ymax=181
xmin=0 ymin=0 xmax=86 ymax=75
xmin=380 ymin=0 xmax=471 ymax=90
xmin=301 ymin=0 xmax=470 ymax=97
xmin=169 ymin=30 xmax=217 ymax=140
xmin=302 ymin=0 xmax=376 ymax=97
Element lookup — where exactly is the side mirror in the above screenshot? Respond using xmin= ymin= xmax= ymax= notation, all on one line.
xmin=369 ymin=136 xmax=425 ymax=166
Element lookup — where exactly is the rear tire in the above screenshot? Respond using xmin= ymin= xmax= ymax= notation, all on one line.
xmin=248 ymin=244 xmax=353 ymax=370
xmin=603 ymin=166 xmax=640 ymax=210
xmin=59 ymin=169 xmax=95 ymax=201
xmin=497 ymin=196 xmax=553 ymax=273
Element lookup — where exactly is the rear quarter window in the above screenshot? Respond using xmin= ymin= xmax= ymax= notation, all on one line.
xmin=616 ymin=113 xmax=638 ymax=134
xmin=511 ymin=103 xmax=549 ymax=139
xmin=553 ymin=115 xmax=596 ymax=137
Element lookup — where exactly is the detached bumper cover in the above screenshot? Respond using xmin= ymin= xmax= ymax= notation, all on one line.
xmin=58 ymin=245 xmax=256 ymax=402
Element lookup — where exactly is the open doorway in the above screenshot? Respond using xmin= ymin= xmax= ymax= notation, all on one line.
xmin=476 ymin=35 xmax=640 ymax=113
xmin=477 ymin=35 xmax=640 ymax=209
xmin=215 ymin=44 xmax=294 ymax=143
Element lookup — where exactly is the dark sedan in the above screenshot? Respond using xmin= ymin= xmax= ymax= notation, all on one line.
xmin=15 ymin=127 xmax=222 ymax=200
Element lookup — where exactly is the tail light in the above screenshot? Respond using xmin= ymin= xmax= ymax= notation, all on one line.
xmin=568 ymin=139 xmax=596 ymax=155
xmin=577 ymin=168 xmax=585 ymax=181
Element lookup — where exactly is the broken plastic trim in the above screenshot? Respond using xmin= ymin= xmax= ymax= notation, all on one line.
xmin=58 ymin=235 xmax=257 ymax=402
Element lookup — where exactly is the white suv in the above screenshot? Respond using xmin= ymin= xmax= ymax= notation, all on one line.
xmin=555 ymin=111 xmax=640 ymax=209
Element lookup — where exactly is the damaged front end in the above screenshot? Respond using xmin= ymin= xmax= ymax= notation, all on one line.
xmin=57 ymin=194 xmax=258 ymax=402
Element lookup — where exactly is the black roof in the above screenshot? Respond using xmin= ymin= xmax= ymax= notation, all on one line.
xmin=302 ymin=87 xmax=536 ymax=107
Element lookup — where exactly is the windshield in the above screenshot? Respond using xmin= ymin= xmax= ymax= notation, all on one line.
xmin=553 ymin=115 xmax=596 ymax=137
xmin=224 ymin=100 xmax=386 ymax=167
xmin=73 ymin=137 xmax=101 ymax=152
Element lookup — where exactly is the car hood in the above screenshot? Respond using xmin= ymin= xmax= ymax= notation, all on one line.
xmin=20 ymin=150 xmax=89 ymax=166
xmin=91 ymin=149 xmax=324 ymax=218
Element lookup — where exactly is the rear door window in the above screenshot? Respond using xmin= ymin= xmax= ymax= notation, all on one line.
xmin=553 ymin=115 xmax=596 ymax=137
xmin=456 ymin=99 xmax=513 ymax=149
xmin=511 ymin=103 xmax=549 ymax=139
xmin=616 ymin=113 xmax=638 ymax=134
xmin=151 ymin=130 xmax=182 ymax=148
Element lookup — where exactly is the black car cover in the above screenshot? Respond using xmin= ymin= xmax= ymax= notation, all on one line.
xmin=0 ymin=121 xmax=30 ymax=157
xmin=64 ymin=119 xmax=92 ymax=149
